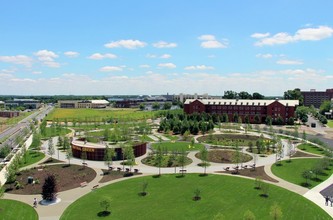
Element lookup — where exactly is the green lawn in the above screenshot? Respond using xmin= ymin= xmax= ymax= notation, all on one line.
xmin=60 ymin=174 xmax=330 ymax=220
xmin=327 ymin=120 xmax=333 ymax=128
xmin=297 ymin=143 xmax=326 ymax=156
xmin=162 ymin=134 xmax=179 ymax=141
xmin=42 ymin=127 xmax=72 ymax=138
xmin=271 ymin=158 xmax=333 ymax=188
xmin=46 ymin=108 xmax=159 ymax=122
xmin=151 ymin=141 xmax=204 ymax=151
xmin=19 ymin=150 xmax=45 ymax=168
xmin=0 ymin=199 xmax=38 ymax=220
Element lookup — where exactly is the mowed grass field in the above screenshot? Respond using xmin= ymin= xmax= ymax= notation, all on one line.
xmin=271 ymin=158 xmax=333 ymax=188
xmin=60 ymin=174 xmax=330 ymax=220
xmin=46 ymin=108 xmax=157 ymax=122
xmin=0 ymin=199 xmax=38 ymax=220
xmin=151 ymin=141 xmax=204 ymax=151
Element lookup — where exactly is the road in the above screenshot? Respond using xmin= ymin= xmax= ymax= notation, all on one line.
xmin=0 ymin=105 xmax=54 ymax=149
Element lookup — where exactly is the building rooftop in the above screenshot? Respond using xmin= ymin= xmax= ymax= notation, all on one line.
xmin=184 ymin=99 xmax=299 ymax=107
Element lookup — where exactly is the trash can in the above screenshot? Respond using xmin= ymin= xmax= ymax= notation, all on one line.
xmin=28 ymin=176 xmax=34 ymax=184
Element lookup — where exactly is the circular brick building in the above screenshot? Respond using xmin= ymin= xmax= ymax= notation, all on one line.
xmin=71 ymin=139 xmax=147 ymax=161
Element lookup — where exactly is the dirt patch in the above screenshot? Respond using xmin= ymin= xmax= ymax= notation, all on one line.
xmin=217 ymin=166 xmax=278 ymax=183
xmin=292 ymin=151 xmax=320 ymax=158
xmin=196 ymin=149 xmax=252 ymax=163
xmin=5 ymin=164 xmax=96 ymax=195
xmin=39 ymin=158 xmax=63 ymax=164
xmin=99 ymin=170 xmax=142 ymax=183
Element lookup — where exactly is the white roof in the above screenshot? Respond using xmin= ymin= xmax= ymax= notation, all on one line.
xmin=184 ymin=99 xmax=299 ymax=107
xmin=91 ymin=100 xmax=109 ymax=104
xmin=0 ymin=101 xmax=4 ymax=104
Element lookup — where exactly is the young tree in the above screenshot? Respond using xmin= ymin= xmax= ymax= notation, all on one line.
xmin=243 ymin=210 xmax=255 ymax=220
xmin=100 ymin=199 xmax=111 ymax=214
xmin=63 ymin=136 xmax=70 ymax=150
xmin=155 ymin=145 xmax=163 ymax=176
xmin=48 ymin=138 xmax=55 ymax=160
xmin=42 ymin=174 xmax=58 ymax=201
xmin=140 ymin=181 xmax=148 ymax=196
xmin=81 ymin=151 xmax=87 ymax=167
xmin=200 ymin=146 xmax=210 ymax=175
xmin=287 ymin=139 xmax=293 ymax=162
xmin=65 ymin=148 xmax=73 ymax=166
xmin=302 ymin=130 xmax=307 ymax=143
xmin=232 ymin=143 xmax=241 ymax=169
xmin=178 ymin=148 xmax=187 ymax=176
xmin=269 ymin=203 xmax=283 ymax=220
xmin=57 ymin=136 xmax=63 ymax=151
xmin=302 ymin=170 xmax=313 ymax=187
xmin=104 ymin=144 xmax=115 ymax=171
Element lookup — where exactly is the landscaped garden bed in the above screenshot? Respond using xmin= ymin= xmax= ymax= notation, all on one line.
xmin=195 ymin=149 xmax=252 ymax=163
xmin=141 ymin=154 xmax=192 ymax=167
xmin=5 ymin=164 xmax=96 ymax=194
xmin=99 ymin=170 xmax=142 ymax=183
xmin=218 ymin=166 xmax=278 ymax=182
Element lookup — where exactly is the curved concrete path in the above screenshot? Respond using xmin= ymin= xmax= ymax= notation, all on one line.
xmin=4 ymin=128 xmax=333 ymax=219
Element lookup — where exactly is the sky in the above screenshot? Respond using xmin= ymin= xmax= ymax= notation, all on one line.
xmin=1 ymin=0 xmax=333 ymax=96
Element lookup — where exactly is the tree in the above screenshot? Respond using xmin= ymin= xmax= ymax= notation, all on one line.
xmin=178 ymin=148 xmax=186 ymax=176
xmin=320 ymin=100 xmax=331 ymax=115
xmin=140 ymin=181 xmax=148 ymax=196
xmin=200 ymin=146 xmax=210 ymax=175
xmin=57 ymin=136 xmax=63 ymax=151
xmin=283 ymin=88 xmax=303 ymax=105
xmin=163 ymin=102 xmax=172 ymax=110
xmin=302 ymin=170 xmax=313 ymax=187
xmin=100 ymin=199 xmax=111 ymax=215
xmin=104 ymin=144 xmax=115 ymax=171
xmin=81 ymin=151 xmax=87 ymax=166
xmin=302 ymin=130 xmax=307 ymax=143
xmin=223 ymin=90 xmax=237 ymax=99
xmin=152 ymin=102 xmax=161 ymax=111
xmin=155 ymin=144 xmax=163 ymax=176
xmin=252 ymin=92 xmax=264 ymax=99
xmin=269 ymin=203 xmax=283 ymax=220
xmin=243 ymin=210 xmax=255 ymax=220
xmin=5 ymin=163 xmax=17 ymax=183
xmin=103 ymin=128 xmax=110 ymax=141
xmin=63 ymin=136 xmax=70 ymax=150
xmin=238 ymin=91 xmax=252 ymax=99
xmin=232 ymin=143 xmax=241 ymax=169
xmin=139 ymin=103 xmax=145 ymax=111
xmin=287 ymin=139 xmax=293 ymax=162
xmin=65 ymin=148 xmax=73 ymax=166
xmin=48 ymin=138 xmax=55 ymax=160
xmin=42 ymin=174 xmax=58 ymax=201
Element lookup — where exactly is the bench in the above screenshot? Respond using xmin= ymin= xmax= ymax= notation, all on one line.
xmin=80 ymin=181 xmax=88 ymax=187
xmin=82 ymin=162 xmax=88 ymax=166
xmin=179 ymin=169 xmax=187 ymax=174
xmin=92 ymin=185 xmax=99 ymax=189
xmin=134 ymin=168 xmax=139 ymax=173
xmin=233 ymin=166 xmax=239 ymax=170
xmin=241 ymin=165 xmax=248 ymax=169
xmin=223 ymin=167 xmax=230 ymax=171
xmin=125 ymin=168 xmax=130 ymax=172
xmin=117 ymin=167 xmax=122 ymax=172
xmin=108 ymin=166 xmax=114 ymax=171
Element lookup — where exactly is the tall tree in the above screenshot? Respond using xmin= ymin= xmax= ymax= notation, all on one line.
xmin=42 ymin=174 xmax=58 ymax=201
xmin=223 ymin=90 xmax=237 ymax=99
xmin=252 ymin=92 xmax=264 ymax=99
xmin=283 ymin=88 xmax=303 ymax=105
xmin=65 ymin=148 xmax=73 ymax=166
xmin=238 ymin=91 xmax=252 ymax=99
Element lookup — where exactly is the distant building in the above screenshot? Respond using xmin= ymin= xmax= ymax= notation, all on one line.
xmin=184 ymin=99 xmax=298 ymax=124
xmin=0 ymin=101 xmax=4 ymax=108
xmin=5 ymin=99 xmax=41 ymax=109
xmin=0 ymin=111 xmax=20 ymax=118
xmin=58 ymin=100 xmax=109 ymax=109
xmin=301 ymin=89 xmax=333 ymax=108
xmin=174 ymin=93 xmax=222 ymax=103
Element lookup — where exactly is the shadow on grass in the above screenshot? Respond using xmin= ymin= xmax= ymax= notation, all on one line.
xmin=260 ymin=194 xmax=269 ymax=198
xmin=97 ymin=211 xmax=111 ymax=217
xmin=301 ymin=182 xmax=312 ymax=188
xmin=138 ymin=192 xmax=148 ymax=197
xmin=176 ymin=175 xmax=185 ymax=178
xmin=198 ymin=174 xmax=208 ymax=177
xmin=152 ymin=175 xmax=161 ymax=178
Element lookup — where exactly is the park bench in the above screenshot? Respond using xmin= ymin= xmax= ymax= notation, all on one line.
xmin=117 ymin=167 xmax=122 ymax=172
xmin=92 ymin=185 xmax=99 ymax=189
xmin=250 ymin=164 xmax=256 ymax=169
xmin=179 ymin=169 xmax=187 ymax=174
xmin=241 ymin=165 xmax=248 ymax=169
xmin=134 ymin=168 xmax=139 ymax=173
xmin=108 ymin=166 xmax=114 ymax=171
xmin=223 ymin=167 xmax=230 ymax=171
xmin=80 ymin=181 xmax=88 ymax=187
xmin=125 ymin=168 xmax=130 ymax=172
xmin=82 ymin=162 xmax=88 ymax=166
xmin=233 ymin=166 xmax=239 ymax=170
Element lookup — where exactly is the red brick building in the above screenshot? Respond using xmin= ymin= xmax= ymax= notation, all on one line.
xmin=301 ymin=89 xmax=333 ymax=108
xmin=0 ymin=111 xmax=20 ymax=118
xmin=184 ymin=99 xmax=298 ymax=124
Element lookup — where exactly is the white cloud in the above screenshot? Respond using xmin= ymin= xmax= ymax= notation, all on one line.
xmin=160 ymin=54 xmax=171 ymax=59
xmin=104 ymin=39 xmax=146 ymax=49
xmin=88 ymin=53 xmax=117 ymax=60
xmin=158 ymin=63 xmax=176 ymax=69
xmin=64 ymin=51 xmax=79 ymax=58
xmin=139 ymin=64 xmax=150 ymax=68
xmin=251 ymin=32 xmax=270 ymax=38
xmin=198 ymin=35 xmax=216 ymax=41
xmin=152 ymin=41 xmax=177 ymax=48
xmin=146 ymin=54 xmax=171 ymax=59
xmin=34 ymin=50 xmax=60 ymax=68
xmin=276 ymin=59 xmax=303 ymax=65
xmin=198 ymin=34 xmax=228 ymax=49
xmin=99 ymin=66 xmax=123 ymax=72
xmin=184 ymin=65 xmax=214 ymax=70
xmin=256 ymin=53 xmax=273 ymax=59
xmin=0 ymin=55 xmax=33 ymax=67
xmin=253 ymin=25 xmax=333 ymax=46
xmin=32 ymin=71 xmax=42 ymax=74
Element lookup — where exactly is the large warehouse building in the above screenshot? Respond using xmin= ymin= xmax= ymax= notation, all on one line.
xmin=184 ymin=99 xmax=299 ymax=124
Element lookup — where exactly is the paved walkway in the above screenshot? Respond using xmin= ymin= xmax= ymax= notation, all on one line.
xmin=4 ymin=128 xmax=333 ymax=219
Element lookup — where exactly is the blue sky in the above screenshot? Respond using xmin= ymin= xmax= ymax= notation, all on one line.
xmin=1 ymin=0 xmax=333 ymax=95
